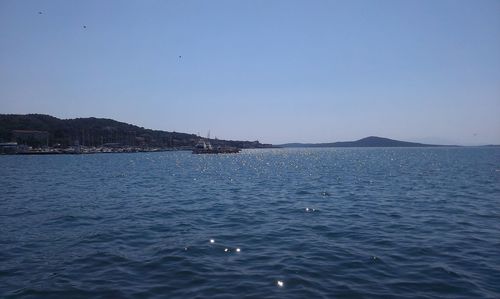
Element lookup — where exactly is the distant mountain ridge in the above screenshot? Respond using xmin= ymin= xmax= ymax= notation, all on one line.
xmin=279 ymin=136 xmax=454 ymax=148
xmin=0 ymin=114 xmax=271 ymax=148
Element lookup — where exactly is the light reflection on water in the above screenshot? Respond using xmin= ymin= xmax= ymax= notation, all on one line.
xmin=1 ymin=147 xmax=500 ymax=298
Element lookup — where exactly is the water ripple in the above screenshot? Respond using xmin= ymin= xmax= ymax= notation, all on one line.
xmin=1 ymin=148 xmax=499 ymax=298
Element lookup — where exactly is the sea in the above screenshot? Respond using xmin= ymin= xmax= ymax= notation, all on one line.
xmin=1 ymin=147 xmax=499 ymax=299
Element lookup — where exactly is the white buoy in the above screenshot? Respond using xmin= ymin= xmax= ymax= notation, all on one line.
xmin=236 ymin=248 xmax=241 ymax=252
xmin=210 ymin=239 xmax=215 ymax=244
xmin=277 ymin=280 xmax=284 ymax=287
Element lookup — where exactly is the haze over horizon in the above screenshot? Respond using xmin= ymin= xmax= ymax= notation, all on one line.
xmin=1 ymin=0 xmax=499 ymax=146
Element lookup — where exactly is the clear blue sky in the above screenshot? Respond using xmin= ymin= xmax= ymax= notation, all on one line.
xmin=1 ymin=0 xmax=499 ymax=145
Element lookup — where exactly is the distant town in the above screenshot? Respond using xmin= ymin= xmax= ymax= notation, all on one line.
xmin=2 ymin=114 xmax=498 ymax=155
xmin=0 ymin=114 xmax=273 ymax=155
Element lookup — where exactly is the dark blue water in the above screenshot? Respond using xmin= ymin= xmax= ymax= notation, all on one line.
xmin=1 ymin=148 xmax=500 ymax=298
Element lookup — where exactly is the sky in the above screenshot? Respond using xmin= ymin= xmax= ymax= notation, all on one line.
xmin=1 ymin=0 xmax=499 ymax=145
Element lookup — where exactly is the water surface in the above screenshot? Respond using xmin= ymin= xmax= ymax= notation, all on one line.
xmin=1 ymin=148 xmax=499 ymax=298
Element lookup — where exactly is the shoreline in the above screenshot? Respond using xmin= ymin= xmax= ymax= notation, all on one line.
xmin=1 ymin=147 xmax=191 ymax=155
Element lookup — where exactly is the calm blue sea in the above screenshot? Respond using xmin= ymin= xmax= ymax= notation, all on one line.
xmin=1 ymin=148 xmax=499 ymax=298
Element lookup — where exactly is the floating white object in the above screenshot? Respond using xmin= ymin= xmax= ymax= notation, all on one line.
xmin=210 ymin=239 xmax=215 ymax=243
xmin=277 ymin=280 xmax=284 ymax=287
xmin=224 ymin=248 xmax=229 ymax=252
xmin=236 ymin=248 xmax=241 ymax=252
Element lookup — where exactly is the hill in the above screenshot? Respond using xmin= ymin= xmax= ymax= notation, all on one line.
xmin=279 ymin=136 xmax=452 ymax=148
xmin=0 ymin=114 xmax=271 ymax=148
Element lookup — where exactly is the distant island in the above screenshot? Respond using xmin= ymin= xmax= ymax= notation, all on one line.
xmin=279 ymin=136 xmax=456 ymax=148
xmin=0 ymin=114 xmax=273 ymax=154
xmin=1 ymin=114 xmax=496 ymax=155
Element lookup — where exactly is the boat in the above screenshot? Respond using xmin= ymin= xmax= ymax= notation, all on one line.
xmin=192 ymin=139 xmax=241 ymax=154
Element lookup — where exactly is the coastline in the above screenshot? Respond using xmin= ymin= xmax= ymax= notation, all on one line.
xmin=1 ymin=146 xmax=192 ymax=155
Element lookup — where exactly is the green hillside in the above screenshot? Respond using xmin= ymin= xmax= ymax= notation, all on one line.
xmin=0 ymin=114 xmax=270 ymax=148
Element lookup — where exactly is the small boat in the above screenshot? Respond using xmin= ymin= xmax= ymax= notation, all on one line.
xmin=192 ymin=139 xmax=241 ymax=154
